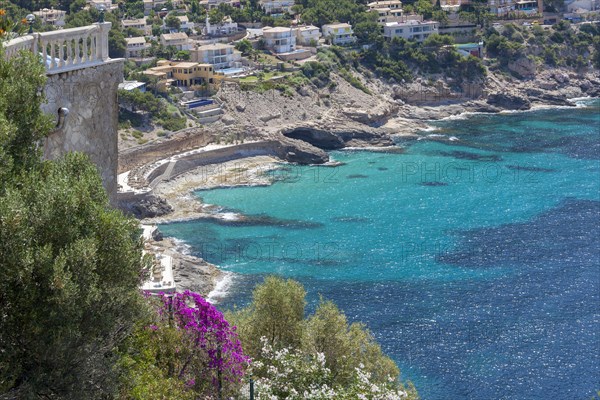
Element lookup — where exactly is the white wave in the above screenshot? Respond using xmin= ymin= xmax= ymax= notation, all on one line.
xmin=569 ymin=96 xmax=598 ymax=107
xmin=206 ymin=271 xmax=236 ymax=304
xmin=437 ymin=112 xmax=476 ymax=121
xmin=418 ymin=125 xmax=439 ymax=132
xmin=171 ymin=237 xmax=193 ymax=255
xmin=219 ymin=212 xmax=241 ymax=221
xmin=426 ymin=133 xmax=447 ymax=138
xmin=449 ymin=136 xmax=460 ymax=142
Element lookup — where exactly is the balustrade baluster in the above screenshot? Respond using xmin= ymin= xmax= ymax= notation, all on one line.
xmin=58 ymin=40 xmax=64 ymax=68
xmin=66 ymin=39 xmax=72 ymax=66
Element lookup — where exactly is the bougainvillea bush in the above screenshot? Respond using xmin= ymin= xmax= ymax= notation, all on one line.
xmin=118 ymin=291 xmax=249 ymax=399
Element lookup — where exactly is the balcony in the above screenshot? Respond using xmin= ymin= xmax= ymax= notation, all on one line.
xmin=3 ymin=22 xmax=112 ymax=75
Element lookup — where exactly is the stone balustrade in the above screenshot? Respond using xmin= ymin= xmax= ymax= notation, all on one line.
xmin=3 ymin=22 xmax=112 ymax=74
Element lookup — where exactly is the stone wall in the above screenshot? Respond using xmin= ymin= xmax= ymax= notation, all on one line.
xmin=42 ymin=60 xmax=123 ymax=202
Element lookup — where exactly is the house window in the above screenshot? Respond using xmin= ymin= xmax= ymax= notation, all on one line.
xmin=395 ymin=28 xmax=403 ymax=34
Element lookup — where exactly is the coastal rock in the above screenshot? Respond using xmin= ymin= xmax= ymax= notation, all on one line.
xmin=508 ymin=57 xmax=537 ymax=79
xmin=341 ymin=103 xmax=399 ymax=125
xmin=130 ymin=195 xmax=173 ymax=219
xmin=260 ymin=113 xmax=281 ymax=123
xmin=282 ymin=127 xmax=345 ymax=150
xmin=281 ymin=120 xmax=394 ymax=150
xmin=553 ymin=72 xmax=570 ymax=84
xmin=537 ymin=81 xmax=559 ymax=90
xmin=525 ymin=90 xmax=574 ymax=106
xmin=487 ymin=92 xmax=531 ymax=110
xmin=235 ymin=104 xmax=246 ymax=112
xmin=275 ymin=136 xmax=329 ymax=164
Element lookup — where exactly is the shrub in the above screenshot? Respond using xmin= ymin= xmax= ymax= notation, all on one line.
xmin=119 ymin=291 xmax=249 ymax=399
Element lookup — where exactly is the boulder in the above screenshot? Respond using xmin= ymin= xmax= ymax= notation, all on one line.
xmin=130 ymin=195 xmax=173 ymax=219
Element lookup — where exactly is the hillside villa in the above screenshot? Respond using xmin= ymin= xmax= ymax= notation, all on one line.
xmin=383 ymin=18 xmax=439 ymax=42
xmin=191 ymin=43 xmax=242 ymax=70
xmin=160 ymin=32 xmax=193 ymax=50
xmin=143 ymin=60 xmax=215 ymax=91
xmin=322 ymin=23 xmax=357 ymax=45
xmin=295 ymin=25 xmax=321 ymax=46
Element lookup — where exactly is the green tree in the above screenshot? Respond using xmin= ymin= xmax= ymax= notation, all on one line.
xmin=229 ymin=276 xmax=305 ymax=357
xmin=209 ymin=8 xmax=225 ymax=25
xmin=592 ymin=36 xmax=600 ymax=68
xmin=164 ymin=14 xmax=181 ymax=30
xmin=303 ymin=299 xmax=399 ymax=386
xmin=234 ymin=38 xmax=254 ymax=56
xmin=226 ymin=277 xmax=418 ymax=398
xmin=0 ymin=44 xmax=145 ymax=399
xmin=109 ymin=28 xmax=127 ymax=58
xmin=0 ymin=50 xmax=53 ymax=183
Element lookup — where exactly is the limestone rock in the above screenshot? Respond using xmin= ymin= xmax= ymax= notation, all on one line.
xmin=259 ymin=113 xmax=281 ymax=123
xmin=130 ymin=195 xmax=173 ymax=219
xmin=487 ymin=92 xmax=531 ymax=110
xmin=508 ymin=57 xmax=537 ymax=79
xmin=553 ymin=72 xmax=570 ymax=84
xmin=221 ymin=115 xmax=236 ymax=125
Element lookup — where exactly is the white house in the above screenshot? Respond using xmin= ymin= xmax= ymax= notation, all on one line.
xmin=160 ymin=32 xmax=193 ymax=50
xmin=176 ymin=15 xmax=195 ymax=31
xmin=191 ymin=43 xmax=242 ymax=69
xmin=122 ymin=18 xmax=151 ymax=35
xmin=295 ymin=25 xmax=321 ymax=46
xmin=33 ymin=8 xmax=66 ymax=27
xmin=383 ymin=19 xmax=438 ymax=42
xmin=322 ymin=23 xmax=356 ymax=45
xmin=204 ymin=15 xmax=239 ymax=36
xmin=263 ymin=26 xmax=297 ymax=53
xmin=259 ymin=0 xmax=295 ymax=15
xmin=163 ymin=15 xmax=195 ymax=32
xmin=143 ymin=0 xmax=167 ymax=15
xmin=205 ymin=0 xmax=240 ymax=9
xmin=368 ymin=0 xmax=403 ymax=10
xmin=125 ymin=37 xmax=150 ymax=58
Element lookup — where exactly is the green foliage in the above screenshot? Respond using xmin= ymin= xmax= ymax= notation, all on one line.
xmin=484 ymin=20 xmax=599 ymax=71
xmin=164 ymin=14 xmax=181 ymax=30
xmin=301 ymin=60 xmax=332 ymax=87
xmin=118 ymin=89 xmax=187 ymax=131
xmin=158 ymin=114 xmax=186 ymax=131
xmin=235 ymin=39 xmax=254 ymax=56
xmin=118 ymin=323 xmax=196 ymax=400
xmin=303 ymin=299 xmax=398 ymax=386
xmin=339 ymin=67 xmax=371 ymax=94
xmin=298 ymin=0 xmax=368 ymax=27
xmin=230 ymin=276 xmax=305 ymax=356
xmin=0 ymin=153 xmax=146 ymax=398
xmin=592 ymin=36 xmax=600 ymax=68
xmin=0 ymin=49 xmax=53 ymax=183
xmin=0 ymin=48 xmax=148 ymax=399
xmin=226 ymin=276 xmax=414 ymax=396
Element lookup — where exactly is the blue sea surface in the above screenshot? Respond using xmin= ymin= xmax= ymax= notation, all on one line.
xmin=159 ymin=101 xmax=600 ymax=400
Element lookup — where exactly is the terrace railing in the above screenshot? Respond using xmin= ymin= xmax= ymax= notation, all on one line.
xmin=3 ymin=22 xmax=112 ymax=74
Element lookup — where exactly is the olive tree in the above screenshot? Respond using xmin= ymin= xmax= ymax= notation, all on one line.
xmin=0 ymin=47 xmax=146 ymax=399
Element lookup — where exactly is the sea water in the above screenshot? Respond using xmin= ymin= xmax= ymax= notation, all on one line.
xmin=159 ymin=101 xmax=600 ymax=400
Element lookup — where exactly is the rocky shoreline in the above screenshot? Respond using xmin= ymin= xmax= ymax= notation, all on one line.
xmin=122 ymin=68 xmax=599 ymax=297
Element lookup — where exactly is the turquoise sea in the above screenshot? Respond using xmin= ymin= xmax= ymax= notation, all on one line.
xmin=160 ymin=101 xmax=600 ymax=400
